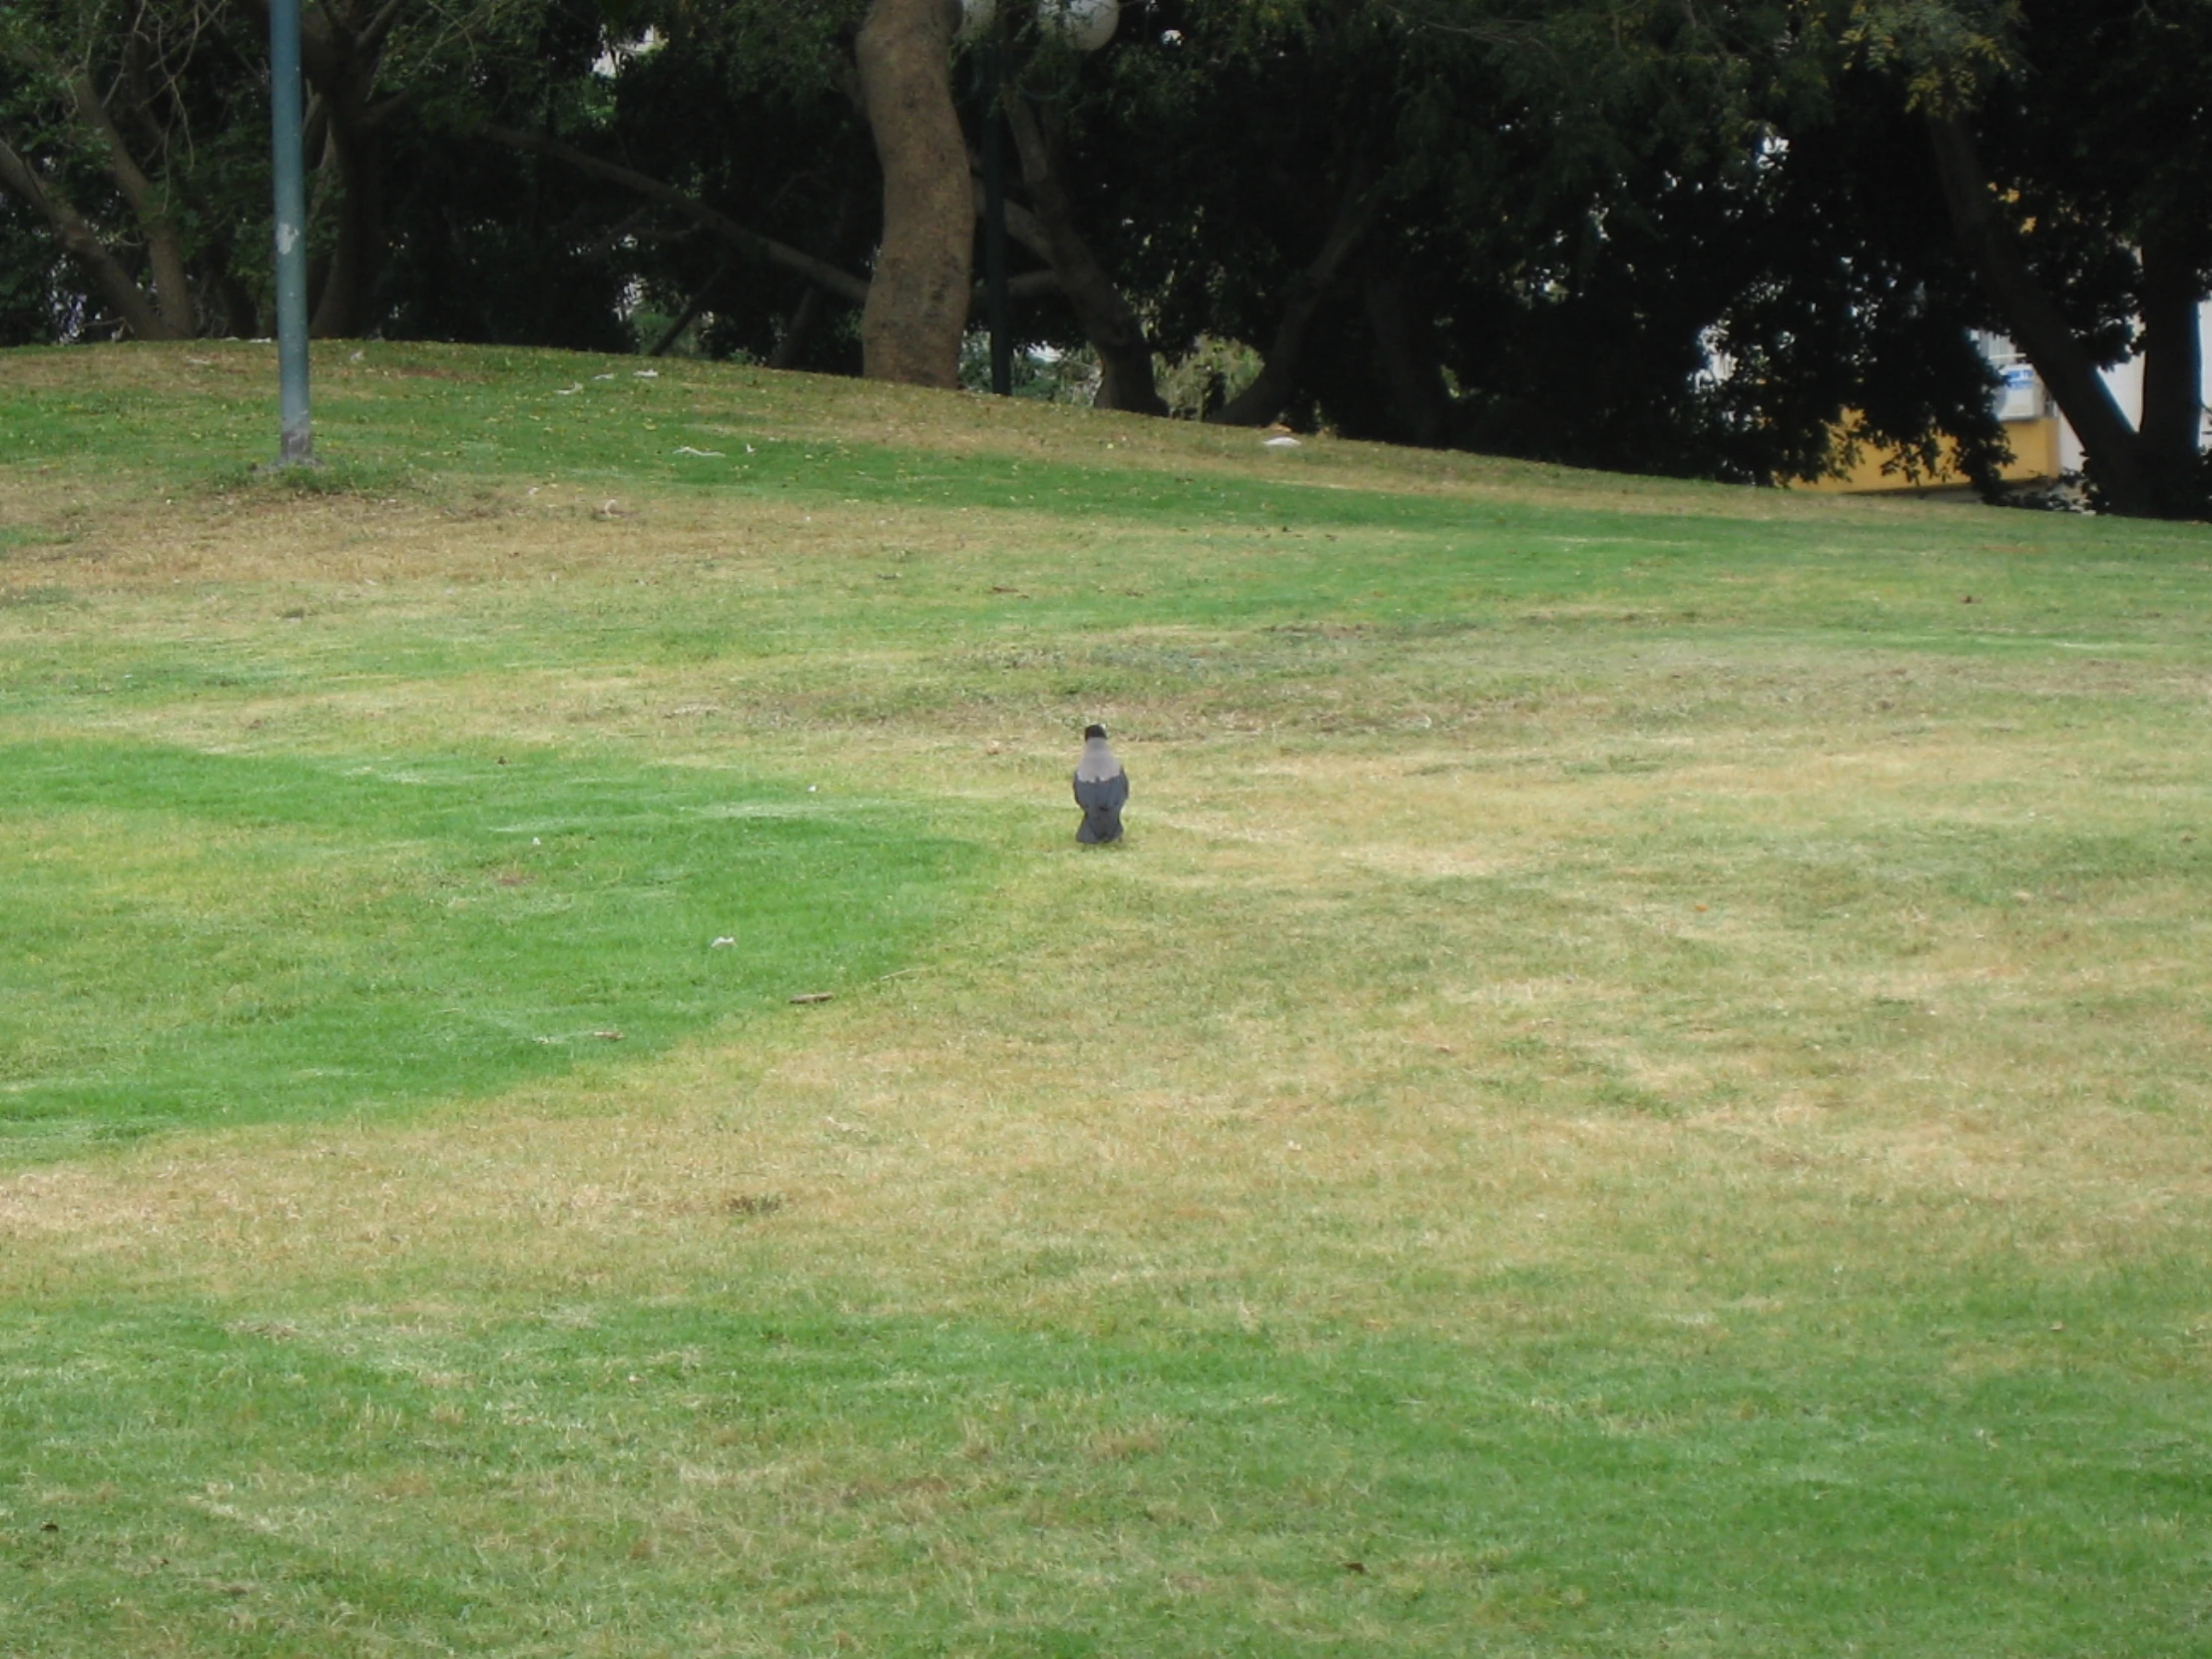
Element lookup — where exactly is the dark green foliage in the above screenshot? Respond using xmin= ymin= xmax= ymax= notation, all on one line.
xmin=1976 ymin=0 xmax=2212 ymax=515
xmin=375 ymin=2 xmax=638 ymax=350
xmin=602 ymin=3 xmax=874 ymax=371
xmin=0 ymin=200 xmax=68 ymax=345
xmin=1819 ymin=0 xmax=2211 ymax=515
xmin=1693 ymin=77 xmax=2010 ymax=490
xmin=0 ymin=0 xmax=2202 ymax=508
xmin=1064 ymin=2 xmax=2003 ymax=482
xmin=0 ymin=0 xmax=274 ymax=339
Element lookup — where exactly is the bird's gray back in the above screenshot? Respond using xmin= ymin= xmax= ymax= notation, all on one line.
xmin=1074 ymin=738 xmax=1123 ymax=785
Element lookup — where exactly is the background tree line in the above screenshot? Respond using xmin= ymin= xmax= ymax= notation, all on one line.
xmin=2 ymin=0 xmax=2204 ymax=516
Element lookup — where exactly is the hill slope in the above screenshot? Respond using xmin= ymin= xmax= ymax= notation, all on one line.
xmin=3 ymin=342 xmax=2210 ymax=1657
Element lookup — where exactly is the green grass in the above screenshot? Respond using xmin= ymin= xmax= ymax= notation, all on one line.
xmin=2 ymin=340 xmax=2209 ymax=1656
xmin=10 ymin=1303 xmax=2201 ymax=1656
xmin=0 ymin=738 xmax=975 ymax=1160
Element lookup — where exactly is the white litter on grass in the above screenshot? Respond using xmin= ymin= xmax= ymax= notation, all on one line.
xmin=555 ymin=383 xmax=582 ymax=395
xmin=745 ymin=443 xmax=756 ymax=453
xmin=594 ymin=372 xmax=616 ymax=380
xmin=711 ymin=935 xmax=737 ymax=948
xmin=634 ymin=369 xmax=659 ymax=378
xmin=1262 ymin=434 xmax=1301 ymax=448
xmin=674 ymin=445 xmax=724 ymax=457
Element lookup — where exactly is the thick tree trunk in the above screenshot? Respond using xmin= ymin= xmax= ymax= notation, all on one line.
xmin=1359 ymin=257 xmax=1453 ymax=446
xmin=1926 ymin=114 xmax=2156 ymax=515
xmin=214 ymin=258 xmax=261 ymax=337
xmin=2137 ymin=233 xmax=2206 ymax=513
xmin=854 ymin=0 xmax=971 ymax=388
xmin=0 ymin=137 xmax=182 ymax=340
xmin=1001 ymin=95 xmax=1165 ymax=415
xmin=291 ymin=0 xmax=411 ymax=338
xmin=1208 ymin=179 xmax=1379 ymax=428
xmin=769 ymin=285 xmax=827 ymax=369
xmin=308 ymin=96 xmax=383 ymax=337
xmin=191 ymin=215 xmax=259 ymax=337
xmin=648 ymin=256 xmax=733 ymax=357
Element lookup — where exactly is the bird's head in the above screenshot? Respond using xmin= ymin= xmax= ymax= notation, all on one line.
xmin=1083 ymin=724 xmax=1107 ymax=741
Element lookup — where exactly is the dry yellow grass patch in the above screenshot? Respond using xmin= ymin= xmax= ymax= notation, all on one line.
xmin=5 ymin=343 xmax=2206 ymax=1347
xmin=5 ymin=705 xmax=2201 ymax=1353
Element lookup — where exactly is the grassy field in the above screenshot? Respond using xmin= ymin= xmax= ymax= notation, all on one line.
xmin=2 ymin=339 xmax=2208 ymax=1657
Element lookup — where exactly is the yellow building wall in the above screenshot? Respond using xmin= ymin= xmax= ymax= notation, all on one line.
xmin=1801 ymin=414 xmax=2061 ymax=494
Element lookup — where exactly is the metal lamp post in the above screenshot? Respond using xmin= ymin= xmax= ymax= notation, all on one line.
xmin=268 ymin=0 xmax=312 ymax=465
xmin=968 ymin=0 xmax=1120 ymax=397
xmin=981 ymin=39 xmax=1012 ymax=396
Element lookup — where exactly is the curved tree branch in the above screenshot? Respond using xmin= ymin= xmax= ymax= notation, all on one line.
xmin=64 ymin=70 xmax=195 ymax=332
xmin=1925 ymin=113 xmax=2151 ymax=513
xmin=1207 ymin=174 xmax=1382 ymax=428
xmin=968 ymin=172 xmax=1054 ymax=265
xmin=0 ymin=136 xmax=181 ymax=340
xmin=1002 ymin=93 xmax=1166 ymax=415
xmin=479 ymin=123 xmax=871 ymax=305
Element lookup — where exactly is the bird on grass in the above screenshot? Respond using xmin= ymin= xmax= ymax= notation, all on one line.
xmin=1073 ymin=723 xmax=1128 ymax=844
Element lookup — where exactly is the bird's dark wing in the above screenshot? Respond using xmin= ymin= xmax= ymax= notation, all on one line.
xmin=1074 ymin=771 xmax=1128 ymax=812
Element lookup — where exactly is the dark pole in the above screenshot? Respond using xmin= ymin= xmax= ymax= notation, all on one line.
xmin=982 ymin=40 xmax=1012 ymax=396
xmin=269 ymin=0 xmax=313 ymax=464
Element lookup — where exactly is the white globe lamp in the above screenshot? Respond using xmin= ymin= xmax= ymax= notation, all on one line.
xmin=1037 ymin=0 xmax=1118 ymax=51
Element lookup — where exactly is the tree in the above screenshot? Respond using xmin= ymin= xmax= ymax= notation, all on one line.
xmin=0 ymin=0 xmax=266 ymax=339
xmin=1000 ymin=78 xmax=1164 ymax=413
xmin=853 ymin=0 xmax=970 ymax=384
xmin=584 ymin=0 xmax=873 ymax=369
xmin=0 ymin=0 xmax=637 ymax=346
xmin=0 ymin=188 xmax=75 ymax=344
xmin=282 ymin=0 xmax=637 ymax=341
xmin=3 ymin=0 xmax=2188 ymax=520
xmin=1836 ymin=0 xmax=2210 ymax=516
xmin=1042 ymin=0 xmax=1999 ymax=482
